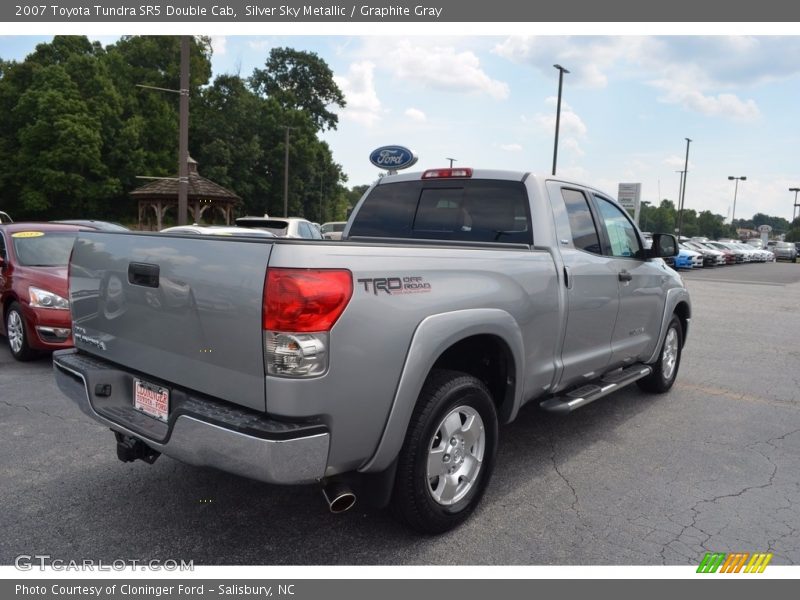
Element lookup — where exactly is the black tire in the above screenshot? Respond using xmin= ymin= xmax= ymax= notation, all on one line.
xmin=637 ymin=316 xmax=683 ymax=393
xmin=391 ymin=369 xmax=498 ymax=534
xmin=5 ymin=301 xmax=37 ymax=361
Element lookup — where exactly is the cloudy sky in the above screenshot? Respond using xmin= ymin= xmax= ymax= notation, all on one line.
xmin=3 ymin=35 xmax=800 ymax=221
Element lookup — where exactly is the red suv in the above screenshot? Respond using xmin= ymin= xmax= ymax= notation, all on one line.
xmin=0 ymin=223 xmax=89 ymax=360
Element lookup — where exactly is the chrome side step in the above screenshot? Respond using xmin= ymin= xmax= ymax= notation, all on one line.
xmin=539 ymin=364 xmax=653 ymax=414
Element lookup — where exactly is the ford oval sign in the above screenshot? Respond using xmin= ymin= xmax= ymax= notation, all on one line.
xmin=369 ymin=146 xmax=418 ymax=171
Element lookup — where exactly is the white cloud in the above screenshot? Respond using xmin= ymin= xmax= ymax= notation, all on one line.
xmin=404 ymin=108 xmax=427 ymax=122
xmin=531 ymin=98 xmax=587 ymax=156
xmin=663 ymin=155 xmax=696 ymax=170
xmin=335 ymin=61 xmax=382 ymax=127
xmin=494 ymin=36 xmax=772 ymax=122
xmin=500 ymin=143 xmax=523 ymax=152
xmin=387 ymin=40 xmax=509 ymax=100
xmin=210 ymin=36 xmax=227 ymax=57
xmin=652 ymin=84 xmax=761 ymax=121
xmin=247 ymin=40 xmax=272 ymax=52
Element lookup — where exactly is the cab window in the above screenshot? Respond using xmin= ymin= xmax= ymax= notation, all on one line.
xmin=561 ymin=188 xmax=602 ymax=255
xmin=594 ymin=196 xmax=642 ymax=258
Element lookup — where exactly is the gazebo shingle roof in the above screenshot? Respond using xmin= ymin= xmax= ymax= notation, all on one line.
xmin=130 ymin=158 xmax=241 ymax=203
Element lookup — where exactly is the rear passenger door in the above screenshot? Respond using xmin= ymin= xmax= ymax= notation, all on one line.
xmin=549 ymin=185 xmax=619 ymax=387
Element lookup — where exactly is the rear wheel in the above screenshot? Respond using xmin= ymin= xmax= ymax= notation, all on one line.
xmin=6 ymin=302 xmax=37 ymax=361
xmin=391 ymin=369 xmax=498 ymax=534
xmin=637 ymin=316 xmax=683 ymax=393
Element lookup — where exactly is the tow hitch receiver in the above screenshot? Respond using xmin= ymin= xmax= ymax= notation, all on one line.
xmin=114 ymin=431 xmax=161 ymax=464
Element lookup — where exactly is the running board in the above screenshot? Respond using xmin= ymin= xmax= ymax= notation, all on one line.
xmin=539 ymin=364 xmax=653 ymax=414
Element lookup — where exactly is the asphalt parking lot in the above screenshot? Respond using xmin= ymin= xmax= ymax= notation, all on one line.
xmin=1 ymin=262 xmax=799 ymax=566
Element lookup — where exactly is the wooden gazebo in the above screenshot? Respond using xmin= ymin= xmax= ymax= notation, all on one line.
xmin=131 ymin=158 xmax=242 ymax=230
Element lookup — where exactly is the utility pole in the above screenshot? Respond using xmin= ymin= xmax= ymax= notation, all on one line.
xmin=283 ymin=127 xmax=294 ymax=218
xmin=446 ymin=157 xmax=457 ymax=168
xmin=135 ymin=36 xmax=191 ymax=228
xmin=552 ymin=64 xmax=569 ymax=176
xmin=677 ymin=138 xmax=691 ymax=238
xmin=178 ymin=36 xmax=189 ymax=225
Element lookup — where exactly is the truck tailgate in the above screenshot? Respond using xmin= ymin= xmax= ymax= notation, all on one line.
xmin=69 ymin=232 xmax=272 ymax=411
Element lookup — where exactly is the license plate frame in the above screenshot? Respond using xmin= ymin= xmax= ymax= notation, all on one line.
xmin=133 ymin=378 xmax=170 ymax=423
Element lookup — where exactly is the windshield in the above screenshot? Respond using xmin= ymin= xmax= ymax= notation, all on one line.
xmin=12 ymin=232 xmax=77 ymax=267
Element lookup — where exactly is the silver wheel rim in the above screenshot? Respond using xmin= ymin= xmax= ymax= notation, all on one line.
xmin=426 ymin=405 xmax=485 ymax=506
xmin=662 ymin=327 xmax=679 ymax=381
xmin=7 ymin=310 xmax=24 ymax=354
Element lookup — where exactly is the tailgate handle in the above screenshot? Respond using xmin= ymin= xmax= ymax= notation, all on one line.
xmin=128 ymin=263 xmax=160 ymax=288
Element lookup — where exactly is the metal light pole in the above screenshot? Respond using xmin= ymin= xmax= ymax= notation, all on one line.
xmin=790 ymin=187 xmax=800 ymax=223
xmin=283 ymin=127 xmax=294 ymax=218
xmin=677 ymin=138 xmax=691 ymax=238
xmin=552 ymin=64 xmax=569 ymax=176
xmin=446 ymin=157 xmax=457 ymax=168
xmin=728 ymin=176 xmax=746 ymax=235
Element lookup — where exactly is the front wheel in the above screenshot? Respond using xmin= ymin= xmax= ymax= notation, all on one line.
xmin=637 ymin=316 xmax=683 ymax=393
xmin=391 ymin=369 xmax=498 ymax=534
xmin=6 ymin=302 xmax=37 ymax=361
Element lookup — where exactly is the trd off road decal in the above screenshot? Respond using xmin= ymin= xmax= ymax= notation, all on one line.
xmin=357 ymin=276 xmax=432 ymax=295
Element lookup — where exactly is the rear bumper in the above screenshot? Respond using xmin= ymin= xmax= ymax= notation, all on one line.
xmin=53 ymin=349 xmax=329 ymax=484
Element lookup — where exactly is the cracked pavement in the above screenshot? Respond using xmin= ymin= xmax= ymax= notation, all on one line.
xmin=0 ymin=262 xmax=798 ymax=565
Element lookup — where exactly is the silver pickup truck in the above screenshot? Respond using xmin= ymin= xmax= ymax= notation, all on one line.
xmin=53 ymin=168 xmax=690 ymax=533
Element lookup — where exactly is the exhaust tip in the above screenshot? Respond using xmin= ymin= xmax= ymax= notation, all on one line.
xmin=322 ymin=481 xmax=357 ymax=514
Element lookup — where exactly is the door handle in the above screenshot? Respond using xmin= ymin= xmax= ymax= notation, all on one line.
xmin=128 ymin=262 xmax=160 ymax=288
xmin=618 ymin=270 xmax=633 ymax=282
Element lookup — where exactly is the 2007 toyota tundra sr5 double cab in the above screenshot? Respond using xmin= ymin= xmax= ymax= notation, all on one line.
xmin=53 ymin=168 xmax=689 ymax=533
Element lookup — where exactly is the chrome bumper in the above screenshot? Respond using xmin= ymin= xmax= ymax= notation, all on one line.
xmin=53 ymin=350 xmax=329 ymax=485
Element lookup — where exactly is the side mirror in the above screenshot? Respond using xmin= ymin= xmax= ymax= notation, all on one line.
xmin=649 ymin=233 xmax=679 ymax=258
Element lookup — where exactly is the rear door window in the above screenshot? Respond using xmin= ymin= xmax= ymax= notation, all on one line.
xmin=561 ymin=188 xmax=602 ymax=255
xmin=349 ymin=179 xmax=532 ymax=244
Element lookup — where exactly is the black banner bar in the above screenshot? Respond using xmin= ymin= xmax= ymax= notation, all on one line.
xmin=3 ymin=0 xmax=800 ymax=22
xmin=3 ymin=579 xmax=798 ymax=600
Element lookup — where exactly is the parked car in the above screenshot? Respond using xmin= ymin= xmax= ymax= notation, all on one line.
xmin=680 ymin=242 xmax=717 ymax=267
xmin=674 ymin=247 xmax=697 ymax=269
xmin=235 ymin=216 xmax=322 ymax=239
xmin=161 ymin=225 xmax=276 ymax=238
xmin=54 ymin=168 xmax=688 ymax=534
xmin=0 ymin=211 xmax=13 ymax=224
xmin=697 ymin=241 xmax=735 ymax=265
xmin=0 ymin=223 xmax=89 ymax=360
xmin=768 ymin=241 xmax=798 ymax=261
xmin=320 ymin=221 xmax=347 ymax=240
xmin=51 ymin=220 xmax=129 ymax=232
xmin=708 ymin=241 xmax=745 ymax=263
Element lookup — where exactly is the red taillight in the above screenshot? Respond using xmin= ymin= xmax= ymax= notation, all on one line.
xmin=422 ymin=168 xmax=473 ymax=179
xmin=263 ymin=268 xmax=353 ymax=332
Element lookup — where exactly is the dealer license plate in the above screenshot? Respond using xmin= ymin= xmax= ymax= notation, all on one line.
xmin=133 ymin=378 xmax=169 ymax=422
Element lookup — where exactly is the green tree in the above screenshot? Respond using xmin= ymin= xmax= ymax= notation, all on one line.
xmin=250 ymin=47 xmax=346 ymax=131
xmin=12 ymin=64 xmax=116 ymax=216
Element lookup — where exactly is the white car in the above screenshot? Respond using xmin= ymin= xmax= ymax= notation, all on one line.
xmin=234 ymin=217 xmax=322 ymax=239
xmin=320 ymin=221 xmax=347 ymax=240
xmin=161 ymin=225 xmax=276 ymax=238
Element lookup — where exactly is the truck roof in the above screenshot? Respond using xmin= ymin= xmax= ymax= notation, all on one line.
xmin=376 ymin=169 xmax=616 ymax=200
